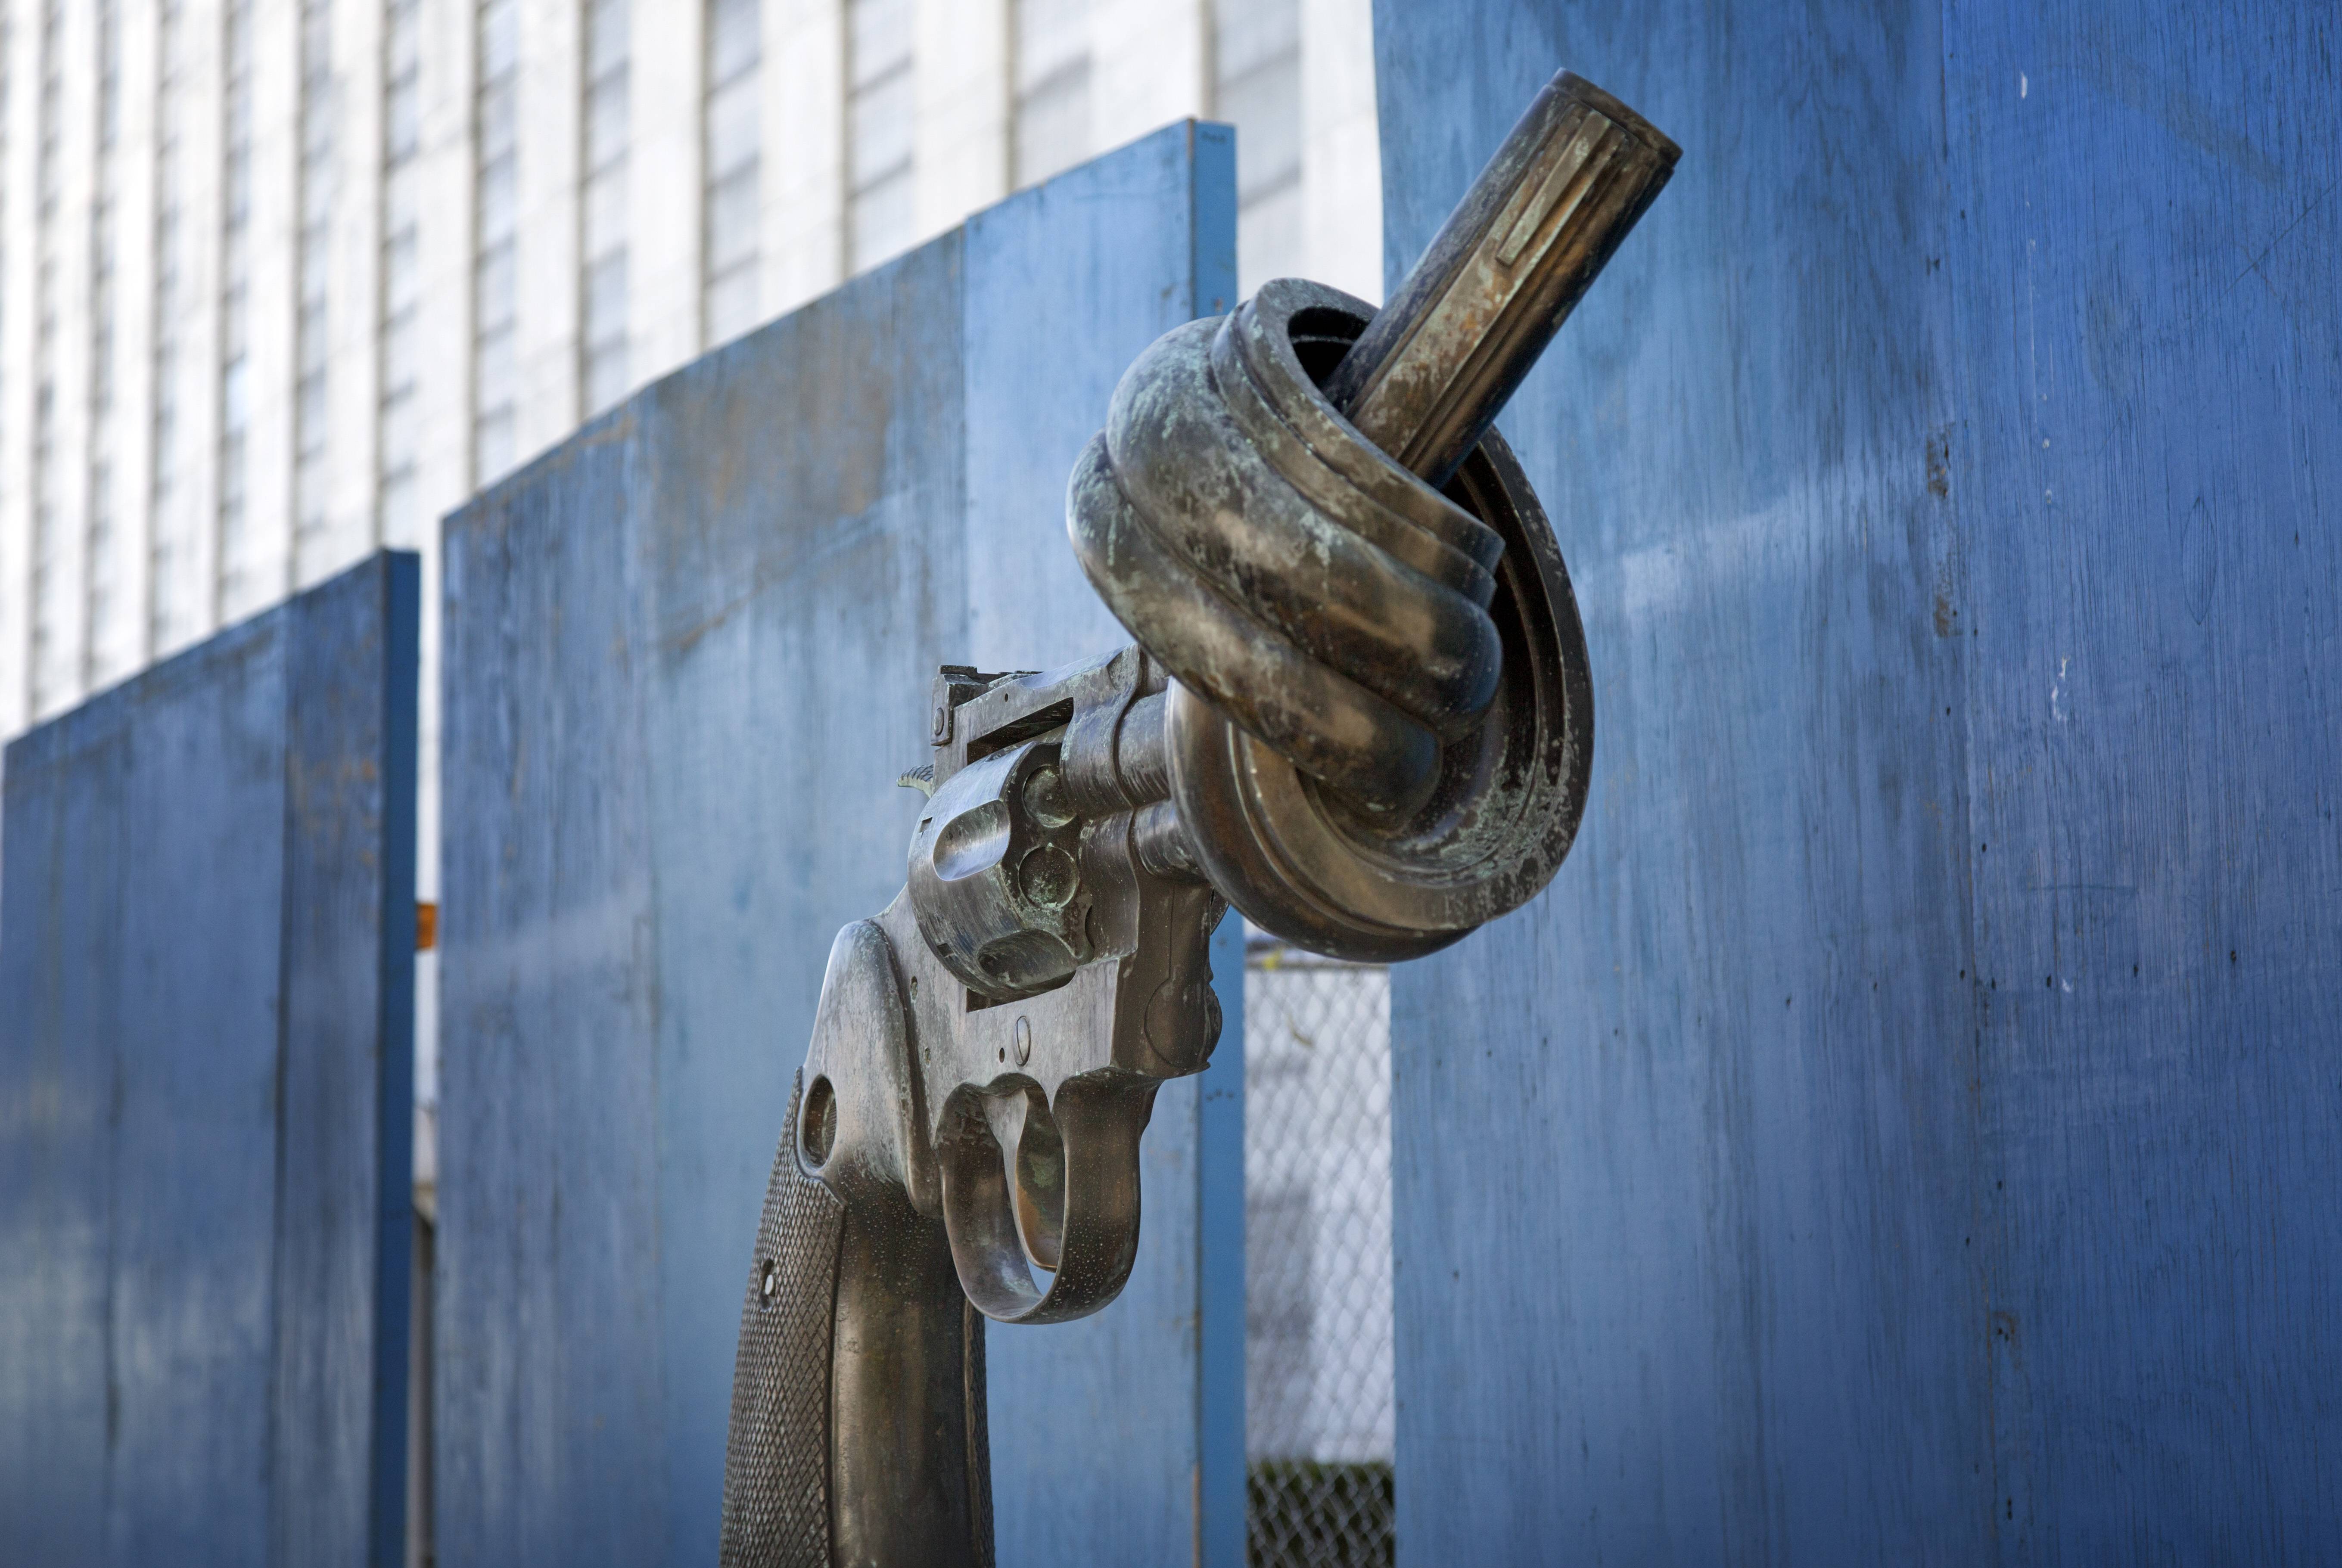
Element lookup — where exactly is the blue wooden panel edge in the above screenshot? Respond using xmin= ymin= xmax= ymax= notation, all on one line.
xmin=1196 ymin=916 xmax=1248 ymax=1568
xmin=371 ymin=550 xmax=422 ymax=1568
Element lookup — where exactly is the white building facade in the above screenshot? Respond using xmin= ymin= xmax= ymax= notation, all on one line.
xmin=0 ymin=0 xmax=1382 ymax=864
xmin=3 ymin=7 xmax=1392 ymax=1550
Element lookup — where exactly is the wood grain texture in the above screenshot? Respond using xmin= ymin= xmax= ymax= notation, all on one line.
xmin=968 ymin=124 xmax=1247 ymax=1568
xmin=437 ymin=124 xmax=1243 ymax=1568
xmin=1374 ymin=2 xmax=2341 ymax=1561
xmin=438 ymin=402 xmax=668 ymax=1568
xmin=0 ymin=553 xmax=419 ymax=1566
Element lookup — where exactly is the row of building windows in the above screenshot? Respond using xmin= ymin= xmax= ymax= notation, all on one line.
xmin=83 ymin=0 xmax=121 ymax=687
xmin=582 ymin=0 xmax=629 ymax=414
xmin=473 ymin=0 xmax=520 ymax=486
xmin=293 ymin=0 xmax=333 ymax=572
xmin=846 ymin=0 xmax=915 ymax=273
xmin=1014 ymin=0 xmax=1092 ymax=189
xmin=379 ymin=0 xmax=423 ymax=542
xmin=27 ymin=0 xmax=62 ymax=712
xmin=703 ymin=0 xmax=760 ymax=345
xmin=149 ymin=0 xmax=190 ymax=653
xmin=0 ymin=0 xmax=1339 ymax=729
xmin=216 ymin=0 xmax=256 ymax=621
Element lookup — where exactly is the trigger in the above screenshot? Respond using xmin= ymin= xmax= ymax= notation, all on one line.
xmin=980 ymin=1090 xmax=1028 ymax=1170
xmin=980 ymin=1087 xmax=1065 ymax=1273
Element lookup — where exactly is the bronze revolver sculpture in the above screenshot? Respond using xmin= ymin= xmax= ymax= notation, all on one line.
xmin=718 ymin=71 xmax=1678 ymax=1568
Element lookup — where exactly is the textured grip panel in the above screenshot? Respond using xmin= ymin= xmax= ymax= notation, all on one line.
xmin=721 ymin=1074 xmax=846 ymax=1568
xmin=962 ymin=1298 xmax=994 ymax=1568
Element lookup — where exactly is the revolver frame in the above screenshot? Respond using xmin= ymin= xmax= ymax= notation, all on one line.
xmin=819 ymin=646 xmax=1227 ymax=1327
xmin=723 ymin=649 xmax=1228 ymax=1567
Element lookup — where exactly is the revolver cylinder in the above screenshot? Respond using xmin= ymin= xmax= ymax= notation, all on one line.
xmin=908 ymin=739 xmax=1092 ymax=1000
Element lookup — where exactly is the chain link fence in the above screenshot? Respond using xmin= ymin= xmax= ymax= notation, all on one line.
xmin=1245 ymin=936 xmax=1395 ymax=1568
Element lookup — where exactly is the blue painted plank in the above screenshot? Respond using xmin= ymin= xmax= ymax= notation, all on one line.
xmin=1378 ymin=9 xmax=1978 ymax=1561
xmin=280 ymin=556 xmax=422 ymax=1567
xmin=1374 ymin=1 xmax=2342 ymax=1561
xmin=101 ymin=624 xmax=291 ymax=1568
xmin=1941 ymin=7 xmax=2342 ymax=1555
xmin=1194 ymin=919 xmax=1249 ymax=1568
xmin=640 ymin=234 xmax=970 ymax=1566
xmin=964 ymin=123 xmax=1247 ymax=1568
xmin=0 ymin=665 xmax=131 ymax=1567
xmin=0 ymin=552 xmax=419 ymax=1566
xmin=961 ymin=121 xmax=1238 ymax=672
xmin=437 ymin=414 xmax=670 ymax=1567
xmin=437 ymin=124 xmax=1242 ymax=1568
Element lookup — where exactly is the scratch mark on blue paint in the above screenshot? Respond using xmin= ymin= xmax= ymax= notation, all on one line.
xmin=2216 ymin=176 xmax=2341 ymax=309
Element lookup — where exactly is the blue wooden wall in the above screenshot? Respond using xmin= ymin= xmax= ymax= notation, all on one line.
xmin=0 ymin=551 xmax=420 ymax=1566
xmin=1376 ymin=2 xmax=2341 ymax=1561
xmin=437 ymin=124 xmax=1244 ymax=1568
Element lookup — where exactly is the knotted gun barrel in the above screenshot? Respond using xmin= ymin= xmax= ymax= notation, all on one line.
xmin=1070 ymin=71 xmax=1677 ymax=960
xmin=721 ymin=68 xmax=1676 ymax=1568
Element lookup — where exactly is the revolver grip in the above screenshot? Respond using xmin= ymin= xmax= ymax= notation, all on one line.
xmin=721 ymin=1073 xmax=848 ymax=1566
xmin=723 ymin=1079 xmax=992 ymax=1564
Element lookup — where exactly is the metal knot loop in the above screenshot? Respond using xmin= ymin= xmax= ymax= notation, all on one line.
xmin=1067 ymin=282 xmax=1596 ymax=962
xmin=1069 ymin=280 xmax=1508 ymax=815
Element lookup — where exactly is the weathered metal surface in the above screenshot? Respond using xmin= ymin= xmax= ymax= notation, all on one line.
xmin=437 ymin=124 xmax=1246 ymax=1568
xmin=1072 ymin=287 xmax=1598 ymax=963
xmin=721 ymin=1071 xmax=846 ymax=1568
xmin=1072 ymin=74 xmax=1669 ymax=960
xmin=963 ymin=135 xmax=1252 ymax=1564
xmin=0 ymin=552 xmax=420 ymax=1566
xmin=1327 ymin=72 xmax=1678 ymax=487
xmin=1378 ymin=2 xmax=2342 ymax=1561
xmin=722 ymin=638 xmax=1228 ymax=1562
xmin=715 ymin=65 xmax=1667 ymax=1561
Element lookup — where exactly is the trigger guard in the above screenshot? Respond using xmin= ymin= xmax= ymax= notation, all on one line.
xmin=937 ymin=1074 xmax=1158 ymax=1325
